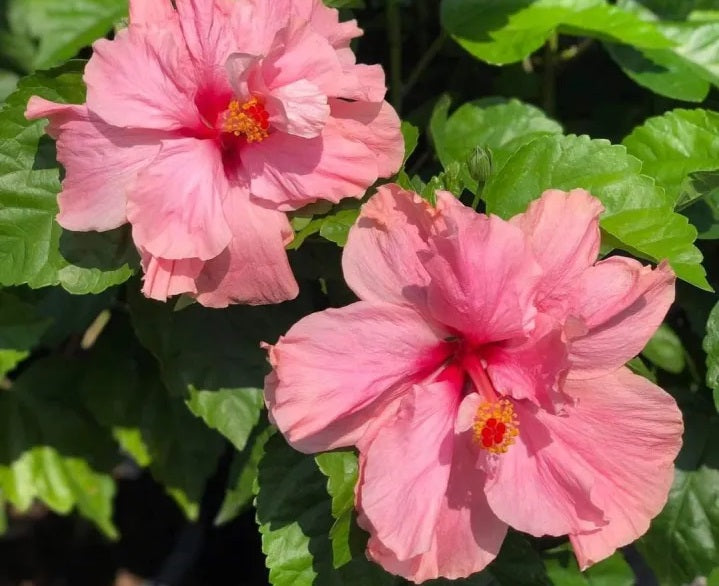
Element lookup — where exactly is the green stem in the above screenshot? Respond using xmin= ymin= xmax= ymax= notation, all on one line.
xmin=542 ymin=34 xmax=559 ymax=116
xmin=386 ymin=0 xmax=402 ymax=112
xmin=402 ymin=31 xmax=448 ymax=102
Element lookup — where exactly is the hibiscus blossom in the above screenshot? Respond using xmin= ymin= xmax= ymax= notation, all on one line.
xmin=25 ymin=0 xmax=403 ymax=307
xmin=265 ymin=185 xmax=683 ymax=582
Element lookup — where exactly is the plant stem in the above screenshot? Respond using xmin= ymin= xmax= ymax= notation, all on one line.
xmin=542 ymin=34 xmax=559 ymax=116
xmin=386 ymin=0 xmax=402 ymax=112
xmin=402 ymin=31 xmax=448 ymax=103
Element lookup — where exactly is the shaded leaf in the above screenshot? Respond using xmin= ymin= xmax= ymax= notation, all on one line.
xmin=703 ymin=299 xmax=719 ymax=412
xmin=642 ymin=323 xmax=686 ymax=374
xmin=544 ymin=546 xmax=634 ymax=586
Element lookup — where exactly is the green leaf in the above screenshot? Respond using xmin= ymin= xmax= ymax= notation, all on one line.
xmin=483 ymin=133 xmax=709 ymax=290
xmin=0 ymin=62 xmax=135 ymax=293
xmin=642 ymin=323 xmax=686 ymax=374
xmin=0 ymin=357 xmax=119 ymax=537
xmin=440 ymin=0 xmax=672 ymax=65
xmin=682 ymin=170 xmax=719 ymax=238
xmin=623 ymin=109 xmax=719 ymax=204
xmin=316 ymin=450 xmax=361 ymax=569
xmin=0 ymin=289 xmax=51 ymax=375
xmin=430 ymin=95 xmax=562 ymax=178
xmin=638 ymin=412 xmax=719 ymax=585
xmin=8 ymin=0 xmax=128 ymax=70
xmin=703 ymin=299 xmax=719 ymax=412
xmin=322 ymin=0 xmax=365 ymax=8
xmin=256 ymin=434 xmax=397 ymax=586
xmin=608 ymin=1 xmax=719 ymax=100
xmin=215 ymin=423 xmax=274 ymax=526
xmin=544 ymin=546 xmax=634 ymax=586
xmin=186 ymin=386 xmax=264 ymax=451
xmin=401 ymin=120 xmax=419 ymax=165
xmin=319 ymin=207 xmax=360 ymax=247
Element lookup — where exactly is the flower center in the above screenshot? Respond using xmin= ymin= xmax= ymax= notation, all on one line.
xmin=220 ymin=97 xmax=270 ymax=143
xmin=473 ymin=399 xmax=519 ymax=454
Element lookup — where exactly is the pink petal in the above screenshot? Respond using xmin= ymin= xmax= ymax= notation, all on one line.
xmin=194 ymin=188 xmax=298 ymax=307
xmin=84 ymin=25 xmax=201 ymax=132
xmin=510 ymin=189 xmax=603 ymax=317
xmin=129 ymin=0 xmax=175 ymax=25
xmin=175 ymin=0 xmax=238 ymax=70
xmin=265 ymin=302 xmax=450 ymax=453
xmin=568 ymin=258 xmax=675 ymax=379
xmin=424 ymin=213 xmax=541 ymax=344
xmin=560 ymin=369 xmax=683 ymax=568
xmin=293 ymin=0 xmax=362 ymax=48
xmin=360 ymin=419 xmax=507 ymax=582
xmin=357 ymin=382 xmax=460 ymax=560
xmin=329 ymin=99 xmax=403 ymax=178
xmin=243 ymin=119 xmax=377 ymax=211
xmin=140 ymin=251 xmax=204 ymax=301
xmin=485 ymin=313 xmax=569 ymax=409
xmin=338 ymin=63 xmax=387 ymax=102
xmin=25 ymin=97 xmax=162 ymax=232
xmin=127 ymin=137 xmax=232 ymax=261
xmin=265 ymin=79 xmax=329 ymax=139
xmin=484 ymin=400 xmax=607 ymax=537
xmin=263 ymin=19 xmax=343 ymax=96
xmin=342 ymin=184 xmax=433 ymax=307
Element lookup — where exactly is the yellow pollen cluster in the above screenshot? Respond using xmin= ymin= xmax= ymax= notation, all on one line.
xmin=221 ymin=97 xmax=270 ymax=143
xmin=472 ymin=398 xmax=520 ymax=455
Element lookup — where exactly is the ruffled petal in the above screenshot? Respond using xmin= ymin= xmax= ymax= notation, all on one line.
xmin=175 ymin=0 xmax=237 ymax=71
xmin=265 ymin=302 xmax=451 ymax=453
xmin=84 ymin=25 xmax=201 ymax=132
xmin=129 ymin=0 xmax=175 ymax=25
xmin=357 ymin=381 xmax=460 ymax=560
xmin=361 ymin=420 xmax=507 ymax=582
xmin=559 ymin=369 xmax=682 ymax=568
xmin=25 ymin=97 xmax=162 ymax=232
xmin=484 ymin=400 xmax=607 ymax=537
xmin=127 ymin=137 xmax=232 ymax=261
xmin=243 ymin=119 xmax=377 ymax=210
xmin=510 ymin=189 xmax=603 ymax=317
xmin=568 ymin=258 xmax=675 ymax=379
xmin=140 ymin=251 xmax=204 ymax=301
xmin=329 ymin=99 xmax=403 ymax=178
xmin=194 ymin=188 xmax=298 ymax=307
xmin=424 ymin=213 xmax=541 ymax=344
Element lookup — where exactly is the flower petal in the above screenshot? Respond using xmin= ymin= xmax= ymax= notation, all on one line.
xmin=560 ymin=369 xmax=682 ymax=568
xmin=424 ymin=213 xmax=541 ymax=344
xmin=266 ymin=78 xmax=329 ymax=139
xmin=175 ymin=0 xmax=237 ymax=71
xmin=84 ymin=25 xmax=201 ymax=131
xmin=329 ymin=99 xmax=403 ymax=178
xmin=361 ymin=421 xmax=507 ymax=582
xmin=357 ymin=381 xmax=460 ymax=560
xmin=510 ymin=189 xmax=603 ymax=317
xmin=568 ymin=258 xmax=675 ymax=379
xmin=243 ymin=119 xmax=377 ymax=210
xmin=25 ymin=97 xmax=162 ymax=232
xmin=484 ymin=400 xmax=607 ymax=537
xmin=129 ymin=0 xmax=175 ymax=25
xmin=194 ymin=188 xmax=298 ymax=307
xmin=140 ymin=251 xmax=204 ymax=301
xmin=486 ymin=313 xmax=569 ymax=409
xmin=127 ymin=137 xmax=232 ymax=261
xmin=265 ymin=301 xmax=450 ymax=453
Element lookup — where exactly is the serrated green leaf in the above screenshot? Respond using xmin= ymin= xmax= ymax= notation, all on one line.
xmin=483 ymin=134 xmax=709 ymax=290
xmin=0 ymin=62 xmax=135 ymax=293
xmin=186 ymin=386 xmax=264 ymax=451
xmin=638 ymin=412 xmax=719 ymax=585
xmin=0 ymin=357 xmax=119 ymax=537
xmin=8 ymin=0 xmax=127 ymax=70
xmin=400 ymin=120 xmax=418 ymax=165
xmin=704 ymin=299 xmax=719 ymax=412
xmin=441 ymin=0 xmax=672 ymax=65
xmin=256 ymin=434 xmax=398 ymax=586
xmin=544 ymin=546 xmax=634 ymax=586
xmin=623 ymin=109 xmax=719 ymax=204
xmin=642 ymin=323 xmax=686 ymax=374
xmin=430 ymin=95 xmax=562 ymax=179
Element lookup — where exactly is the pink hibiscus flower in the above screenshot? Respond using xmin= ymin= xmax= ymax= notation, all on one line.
xmin=265 ymin=185 xmax=683 ymax=582
xmin=25 ymin=0 xmax=403 ymax=307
